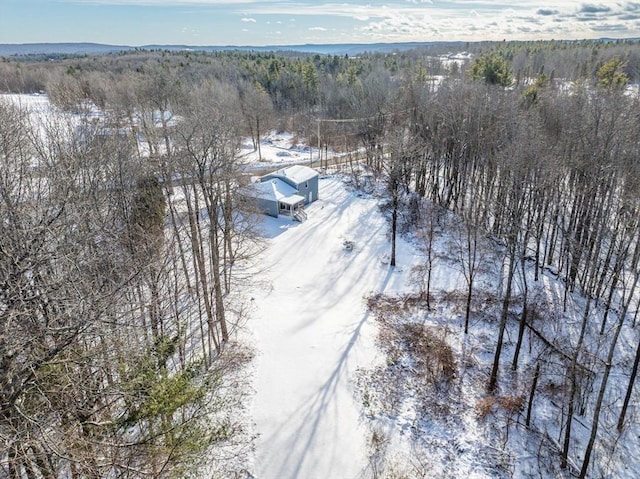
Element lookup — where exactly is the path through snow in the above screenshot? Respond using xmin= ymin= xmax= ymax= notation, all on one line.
xmin=250 ymin=177 xmax=416 ymax=479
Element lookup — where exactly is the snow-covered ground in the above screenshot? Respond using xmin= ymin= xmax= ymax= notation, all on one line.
xmin=0 ymin=93 xmax=177 ymax=160
xmin=239 ymin=132 xmax=321 ymax=171
xmin=248 ymin=177 xmax=419 ymax=479
xmin=0 ymin=94 xmax=328 ymax=172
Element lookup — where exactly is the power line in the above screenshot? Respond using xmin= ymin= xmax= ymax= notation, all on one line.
xmin=315 ymin=109 xmax=413 ymax=163
xmin=316 ymin=108 xmax=413 ymax=124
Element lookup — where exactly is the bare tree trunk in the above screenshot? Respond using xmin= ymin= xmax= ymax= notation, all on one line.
xmin=488 ymin=244 xmax=516 ymax=392
xmin=209 ymin=216 xmax=229 ymax=343
xmin=561 ymin=296 xmax=591 ymax=469
xmin=186 ymin=189 xmax=220 ymax=356
xmin=526 ymin=362 xmax=540 ymax=428
xmin=464 ymin=223 xmax=478 ymax=335
xmin=390 ymin=192 xmax=397 ymax=267
xmin=425 ymin=208 xmax=435 ymax=309
xmin=464 ymin=279 xmax=473 ymax=334
xmin=618 ymin=335 xmax=640 ymax=432
xmin=512 ymin=235 xmax=530 ymax=370
xmin=257 ymin=117 xmax=262 ymax=161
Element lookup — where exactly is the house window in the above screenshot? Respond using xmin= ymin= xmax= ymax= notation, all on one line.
xmin=305 ymin=181 xmax=308 ymax=188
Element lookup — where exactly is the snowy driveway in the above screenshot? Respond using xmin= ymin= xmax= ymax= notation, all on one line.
xmin=250 ymin=177 xmax=410 ymax=479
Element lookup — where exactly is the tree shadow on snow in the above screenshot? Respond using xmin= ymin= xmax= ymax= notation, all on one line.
xmin=269 ymin=266 xmax=395 ymax=479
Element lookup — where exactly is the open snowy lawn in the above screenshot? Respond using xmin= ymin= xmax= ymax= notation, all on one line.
xmin=249 ymin=176 xmax=419 ymax=479
xmin=240 ymin=131 xmax=318 ymax=170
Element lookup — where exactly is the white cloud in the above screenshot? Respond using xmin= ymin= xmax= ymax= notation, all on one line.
xmin=309 ymin=26 xmax=328 ymax=31
xmin=63 ymin=0 xmax=640 ymax=42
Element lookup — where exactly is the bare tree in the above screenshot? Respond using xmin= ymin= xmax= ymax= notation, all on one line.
xmin=382 ymin=122 xmax=415 ymax=267
xmin=453 ymin=217 xmax=484 ymax=334
xmin=239 ymin=80 xmax=274 ymax=160
xmin=412 ymin=202 xmax=442 ymax=309
xmin=172 ymin=80 xmax=251 ymax=354
xmin=487 ymin=154 xmax=529 ymax=392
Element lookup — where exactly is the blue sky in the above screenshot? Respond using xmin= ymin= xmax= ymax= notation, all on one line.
xmin=1 ymin=1 xmax=639 ymax=46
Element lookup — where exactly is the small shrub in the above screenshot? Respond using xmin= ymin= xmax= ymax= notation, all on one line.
xmin=499 ymin=395 xmax=525 ymax=416
xmin=399 ymin=323 xmax=456 ymax=386
xmin=476 ymin=395 xmax=498 ymax=419
xmin=475 ymin=394 xmax=525 ymax=420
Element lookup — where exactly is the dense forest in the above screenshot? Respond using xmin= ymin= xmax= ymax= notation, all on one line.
xmin=1 ymin=38 xmax=640 ymax=477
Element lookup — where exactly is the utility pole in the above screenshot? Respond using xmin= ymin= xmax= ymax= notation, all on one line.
xmin=317 ymin=119 xmax=321 ymax=168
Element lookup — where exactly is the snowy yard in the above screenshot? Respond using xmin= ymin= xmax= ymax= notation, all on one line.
xmin=244 ymin=175 xmax=502 ymax=479
xmin=248 ymin=177 xmax=419 ymax=479
xmin=240 ymin=131 xmax=319 ymax=170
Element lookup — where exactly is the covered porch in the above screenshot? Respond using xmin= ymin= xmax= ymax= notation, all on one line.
xmin=278 ymin=194 xmax=305 ymax=216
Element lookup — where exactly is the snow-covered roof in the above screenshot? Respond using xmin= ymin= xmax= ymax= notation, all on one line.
xmin=246 ymin=178 xmax=305 ymax=205
xmin=268 ymin=164 xmax=318 ymax=184
xmin=279 ymin=194 xmax=306 ymax=206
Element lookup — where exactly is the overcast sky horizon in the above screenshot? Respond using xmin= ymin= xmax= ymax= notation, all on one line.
xmin=1 ymin=1 xmax=639 ymax=47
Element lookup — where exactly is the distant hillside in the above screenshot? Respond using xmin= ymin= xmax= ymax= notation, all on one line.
xmin=0 ymin=41 xmax=467 ymax=57
xmin=142 ymin=42 xmax=468 ymax=56
xmin=0 ymin=43 xmax=134 ymax=56
xmin=2 ymin=38 xmax=639 ymax=58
